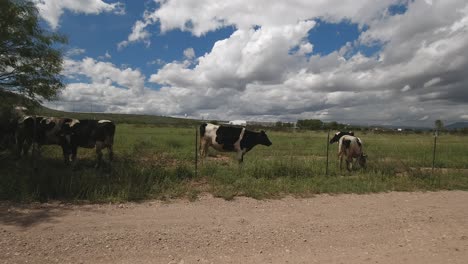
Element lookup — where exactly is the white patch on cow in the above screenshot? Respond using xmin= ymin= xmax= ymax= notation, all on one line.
xmin=19 ymin=116 xmax=32 ymax=123
xmin=98 ymin=120 xmax=112 ymax=123
xmin=69 ymin=119 xmax=80 ymax=127
xmin=233 ymin=127 xmax=246 ymax=152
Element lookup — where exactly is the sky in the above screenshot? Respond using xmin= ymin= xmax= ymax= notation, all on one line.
xmin=34 ymin=0 xmax=468 ymax=127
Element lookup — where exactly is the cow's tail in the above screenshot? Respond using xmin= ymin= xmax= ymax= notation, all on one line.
xmin=199 ymin=123 xmax=207 ymax=138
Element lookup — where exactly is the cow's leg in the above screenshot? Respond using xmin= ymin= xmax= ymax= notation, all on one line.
xmin=31 ymin=143 xmax=41 ymax=170
xmin=70 ymin=145 xmax=78 ymax=169
xmin=199 ymin=139 xmax=208 ymax=164
xmin=108 ymin=145 xmax=114 ymax=162
xmin=95 ymin=141 xmax=104 ymax=168
xmin=339 ymin=154 xmax=343 ymax=172
xmin=236 ymin=150 xmax=245 ymax=164
xmin=346 ymin=158 xmax=352 ymax=172
xmin=62 ymin=145 xmax=70 ymax=165
xmin=23 ymin=138 xmax=32 ymax=157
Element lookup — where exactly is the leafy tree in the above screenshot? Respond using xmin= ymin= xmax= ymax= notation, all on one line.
xmin=0 ymin=0 xmax=67 ymax=103
xmin=434 ymin=119 xmax=444 ymax=131
xmin=297 ymin=119 xmax=323 ymax=130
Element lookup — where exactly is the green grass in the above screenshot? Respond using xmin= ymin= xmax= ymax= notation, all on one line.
xmin=1 ymin=124 xmax=467 ymax=202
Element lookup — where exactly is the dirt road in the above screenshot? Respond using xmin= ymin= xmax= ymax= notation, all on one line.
xmin=1 ymin=191 xmax=468 ymax=264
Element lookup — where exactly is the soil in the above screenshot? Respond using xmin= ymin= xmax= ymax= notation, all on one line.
xmin=1 ymin=191 xmax=468 ymax=264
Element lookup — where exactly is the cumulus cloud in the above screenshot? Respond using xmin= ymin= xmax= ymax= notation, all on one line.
xmin=34 ymin=0 xmax=125 ymax=29
xmin=65 ymin=47 xmax=86 ymax=57
xmin=63 ymin=57 xmax=145 ymax=94
xmin=119 ymin=0 xmax=395 ymax=47
xmin=183 ymin=48 xmax=196 ymax=59
xmin=117 ymin=19 xmax=151 ymax=49
xmin=56 ymin=0 xmax=468 ymax=126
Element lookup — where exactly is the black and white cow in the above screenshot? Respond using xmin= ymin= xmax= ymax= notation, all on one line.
xmin=15 ymin=115 xmax=75 ymax=163
xmin=329 ymin=131 xmax=355 ymax=144
xmin=199 ymin=123 xmax=272 ymax=163
xmin=338 ymin=135 xmax=367 ymax=172
xmin=64 ymin=119 xmax=116 ymax=168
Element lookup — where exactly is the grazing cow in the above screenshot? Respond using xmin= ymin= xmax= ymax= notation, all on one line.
xmin=338 ymin=135 xmax=367 ymax=172
xmin=64 ymin=119 xmax=115 ymax=168
xmin=0 ymin=106 xmax=26 ymax=149
xmin=329 ymin=131 xmax=354 ymax=144
xmin=199 ymin=123 xmax=272 ymax=163
xmin=15 ymin=115 xmax=75 ymax=163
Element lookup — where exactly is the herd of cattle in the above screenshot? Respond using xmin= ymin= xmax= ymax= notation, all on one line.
xmin=198 ymin=123 xmax=366 ymax=171
xmin=3 ymin=106 xmax=366 ymax=171
xmin=5 ymin=107 xmax=115 ymax=168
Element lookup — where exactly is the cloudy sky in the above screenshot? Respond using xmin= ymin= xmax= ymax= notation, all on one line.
xmin=35 ymin=0 xmax=468 ymax=126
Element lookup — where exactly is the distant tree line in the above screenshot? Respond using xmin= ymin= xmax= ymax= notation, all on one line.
xmin=295 ymin=119 xmax=357 ymax=131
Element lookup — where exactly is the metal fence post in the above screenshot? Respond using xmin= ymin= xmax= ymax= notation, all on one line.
xmin=195 ymin=127 xmax=198 ymax=178
xmin=326 ymin=129 xmax=330 ymax=176
xmin=432 ymin=130 xmax=438 ymax=175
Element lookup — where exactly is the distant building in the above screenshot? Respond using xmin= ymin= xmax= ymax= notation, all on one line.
xmin=228 ymin=120 xmax=247 ymax=126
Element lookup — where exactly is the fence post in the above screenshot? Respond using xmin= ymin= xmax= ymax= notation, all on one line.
xmin=195 ymin=127 xmax=198 ymax=177
xmin=32 ymin=114 xmax=38 ymax=171
xmin=326 ymin=129 xmax=330 ymax=176
xmin=432 ymin=129 xmax=438 ymax=175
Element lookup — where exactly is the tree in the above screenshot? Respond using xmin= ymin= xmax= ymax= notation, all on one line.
xmin=434 ymin=119 xmax=444 ymax=131
xmin=297 ymin=119 xmax=323 ymax=130
xmin=0 ymin=0 xmax=67 ymax=103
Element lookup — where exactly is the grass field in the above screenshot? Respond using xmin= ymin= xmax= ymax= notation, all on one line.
xmin=1 ymin=124 xmax=467 ymax=202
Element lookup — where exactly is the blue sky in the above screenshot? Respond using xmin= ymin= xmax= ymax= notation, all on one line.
xmin=34 ymin=0 xmax=468 ymax=126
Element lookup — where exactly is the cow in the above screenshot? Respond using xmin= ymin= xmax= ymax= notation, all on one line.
xmin=199 ymin=123 xmax=272 ymax=163
xmin=0 ymin=106 xmax=26 ymax=150
xmin=15 ymin=115 xmax=75 ymax=163
xmin=338 ymin=135 xmax=367 ymax=172
xmin=64 ymin=119 xmax=116 ymax=168
xmin=329 ymin=131 xmax=354 ymax=144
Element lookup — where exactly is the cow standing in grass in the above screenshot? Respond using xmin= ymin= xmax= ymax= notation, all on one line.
xmin=199 ymin=123 xmax=272 ymax=163
xmin=15 ymin=115 xmax=76 ymax=163
xmin=64 ymin=119 xmax=116 ymax=168
xmin=338 ymin=135 xmax=367 ymax=172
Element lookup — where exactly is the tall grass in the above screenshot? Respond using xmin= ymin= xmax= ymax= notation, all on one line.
xmin=1 ymin=125 xmax=467 ymax=202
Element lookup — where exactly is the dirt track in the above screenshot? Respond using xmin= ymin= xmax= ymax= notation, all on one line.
xmin=1 ymin=191 xmax=468 ymax=264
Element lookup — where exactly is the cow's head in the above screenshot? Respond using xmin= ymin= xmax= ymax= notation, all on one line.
xmin=329 ymin=131 xmax=354 ymax=144
xmin=60 ymin=119 xmax=80 ymax=143
xmin=258 ymin=130 xmax=272 ymax=146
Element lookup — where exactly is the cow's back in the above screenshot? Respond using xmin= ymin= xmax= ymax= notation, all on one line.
xmin=339 ymin=135 xmax=363 ymax=158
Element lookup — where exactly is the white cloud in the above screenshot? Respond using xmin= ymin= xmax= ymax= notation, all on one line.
xmin=98 ymin=51 xmax=112 ymax=60
xmin=461 ymin=115 xmax=468 ymax=120
xmin=65 ymin=48 xmax=86 ymax=57
xmin=183 ymin=48 xmax=196 ymax=59
xmin=63 ymin=57 xmax=145 ymax=94
xmin=56 ymin=0 xmax=468 ymax=127
xmin=401 ymin=85 xmax=411 ymax=92
xmin=118 ymin=19 xmax=151 ymax=49
xmin=423 ymin=77 xmax=442 ymax=88
xmin=120 ymin=0 xmax=396 ymax=47
xmin=34 ymin=0 xmax=125 ymax=29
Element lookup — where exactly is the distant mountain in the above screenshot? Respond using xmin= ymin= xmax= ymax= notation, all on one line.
xmin=445 ymin=122 xmax=468 ymax=130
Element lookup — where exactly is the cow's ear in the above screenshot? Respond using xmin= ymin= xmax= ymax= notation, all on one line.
xmin=260 ymin=130 xmax=265 ymax=134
